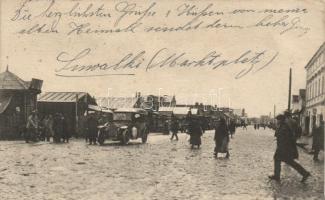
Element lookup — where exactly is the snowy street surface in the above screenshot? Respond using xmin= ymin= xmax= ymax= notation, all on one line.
xmin=0 ymin=127 xmax=323 ymax=200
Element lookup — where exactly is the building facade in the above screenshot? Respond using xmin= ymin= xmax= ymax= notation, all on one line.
xmin=0 ymin=67 xmax=42 ymax=139
xmin=305 ymin=42 xmax=325 ymax=134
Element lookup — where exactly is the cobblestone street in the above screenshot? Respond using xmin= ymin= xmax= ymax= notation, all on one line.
xmin=0 ymin=127 xmax=323 ymax=200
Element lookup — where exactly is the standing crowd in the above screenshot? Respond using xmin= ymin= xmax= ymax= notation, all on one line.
xmin=25 ymin=111 xmax=70 ymax=143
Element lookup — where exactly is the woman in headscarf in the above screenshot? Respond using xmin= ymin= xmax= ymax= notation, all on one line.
xmin=214 ymin=117 xmax=230 ymax=158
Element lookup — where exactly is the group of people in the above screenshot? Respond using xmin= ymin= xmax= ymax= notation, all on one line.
xmin=25 ymin=111 xmax=70 ymax=143
xmin=168 ymin=112 xmax=236 ymax=157
xmin=254 ymin=123 xmax=267 ymax=130
xmin=169 ymin=113 xmax=204 ymax=149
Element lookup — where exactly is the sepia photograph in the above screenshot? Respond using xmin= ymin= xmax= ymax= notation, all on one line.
xmin=0 ymin=0 xmax=324 ymax=199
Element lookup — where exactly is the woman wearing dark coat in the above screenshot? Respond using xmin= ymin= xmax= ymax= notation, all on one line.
xmin=269 ymin=114 xmax=311 ymax=182
xmin=214 ymin=117 xmax=230 ymax=158
xmin=188 ymin=117 xmax=203 ymax=149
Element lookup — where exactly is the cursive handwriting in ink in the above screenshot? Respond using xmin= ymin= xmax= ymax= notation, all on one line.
xmin=114 ymin=1 xmax=156 ymax=27
xmin=55 ymin=48 xmax=146 ymax=74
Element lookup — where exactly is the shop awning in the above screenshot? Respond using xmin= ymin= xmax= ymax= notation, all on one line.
xmin=0 ymin=93 xmax=13 ymax=114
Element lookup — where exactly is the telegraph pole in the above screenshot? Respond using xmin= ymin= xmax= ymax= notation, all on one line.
xmin=288 ymin=68 xmax=292 ymax=112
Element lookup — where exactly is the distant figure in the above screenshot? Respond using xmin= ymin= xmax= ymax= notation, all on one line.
xmin=312 ymin=120 xmax=324 ymax=161
xmin=214 ymin=117 xmax=230 ymax=158
xmin=62 ymin=115 xmax=70 ymax=143
xmin=87 ymin=112 xmax=98 ymax=145
xmin=25 ymin=111 xmax=39 ymax=143
xmin=53 ymin=113 xmax=64 ymax=143
xmin=163 ymin=119 xmax=169 ymax=135
xmin=43 ymin=115 xmax=54 ymax=142
xmin=170 ymin=114 xmax=179 ymax=141
xmin=13 ymin=107 xmax=24 ymax=138
xmin=229 ymin=120 xmax=236 ymax=138
xmin=242 ymin=121 xmax=247 ymax=130
xmin=188 ymin=117 xmax=202 ymax=149
xmin=269 ymin=114 xmax=311 ymax=182
xmin=254 ymin=124 xmax=257 ymax=130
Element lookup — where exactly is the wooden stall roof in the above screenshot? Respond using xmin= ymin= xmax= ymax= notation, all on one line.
xmin=38 ymin=92 xmax=95 ymax=103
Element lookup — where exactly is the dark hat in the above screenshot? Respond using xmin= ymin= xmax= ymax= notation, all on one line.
xmin=276 ymin=114 xmax=285 ymax=121
xmin=284 ymin=110 xmax=291 ymax=117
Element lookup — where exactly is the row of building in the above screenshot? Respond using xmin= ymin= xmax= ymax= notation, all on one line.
xmin=292 ymin=42 xmax=325 ymax=135
xmin=0 ymin=68 xmax=246 ymax=139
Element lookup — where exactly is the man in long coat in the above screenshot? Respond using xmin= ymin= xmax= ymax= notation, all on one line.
xmin=269 ymin=114 xmax=311 ymax=182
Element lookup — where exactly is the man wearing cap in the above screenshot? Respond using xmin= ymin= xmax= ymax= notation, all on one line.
xmin=269 ymin=114 xmax=311 ymax=182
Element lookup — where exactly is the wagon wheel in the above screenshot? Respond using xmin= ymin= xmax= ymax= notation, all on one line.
xmin=121 ymin=129 xmax=129 ymax=145
xmin=98 ymin=130 xmax=105 ymax=145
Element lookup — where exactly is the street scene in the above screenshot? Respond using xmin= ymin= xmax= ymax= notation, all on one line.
xmin=1 ymin=0 xmax=325 ymax=199
xmin=0 ymin=127 xmax=323 ymax=200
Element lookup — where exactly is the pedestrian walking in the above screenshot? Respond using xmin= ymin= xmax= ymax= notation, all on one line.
xmin=269 ymin=114 xmax=311 ymax=182
xmin=312 ymin=120 xmax=324 ymax=161
xmin=87 ymin=112 xmax=98 ymax=145
xmin=214 ymin=117 xmax=230 ymax=158
xmin=188 ymin=117 xmax=203 ymax=149
xmin=170 ymin=114 xmax=179 ymax=141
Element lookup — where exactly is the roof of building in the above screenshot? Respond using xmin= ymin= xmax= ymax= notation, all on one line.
xmin=114 ymin=108 xmax=147 ymax=113
xmin=305 ymin=42 xmax=325 ymax=69
xmin=159 ymin=107 xmax=198 ymax=115
xmin=88 ymin=104 xmax=113 ymax=113
xmin=96 ymin=97 xmax=139 ymax=109
xmin=0 ymin=67 xmax=30 ymax=90
xmin=158 ymin=107 xmax=174 ymax=112
xmin=38 ymin=92 xmax=90 ymax=103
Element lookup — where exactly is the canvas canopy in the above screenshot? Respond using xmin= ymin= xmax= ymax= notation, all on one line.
xmin=0 ymin=93 xmax=13 ymax=114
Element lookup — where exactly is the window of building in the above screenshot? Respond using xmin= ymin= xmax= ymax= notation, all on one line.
xmin=310 ymin=82 xmax=314 ymax=99
xmin=322 ymin=76 xmax=325 ymax=94
xmin=319 ymin=79 xmax=321 ymax=96
xmin=314 ymin=80 xmax=318 ymax=97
